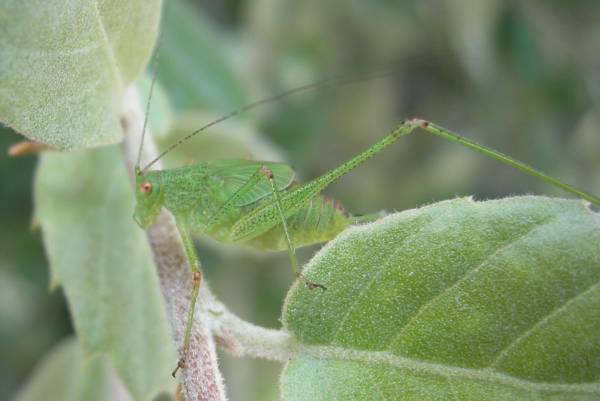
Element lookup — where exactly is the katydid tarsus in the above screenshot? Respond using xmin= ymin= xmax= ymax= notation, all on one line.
xmin=132 ymin=54 xmax=600 ymax=379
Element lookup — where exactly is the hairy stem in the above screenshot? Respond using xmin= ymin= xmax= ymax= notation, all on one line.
xmin=210 ymin=305 xmax=294 ymax=363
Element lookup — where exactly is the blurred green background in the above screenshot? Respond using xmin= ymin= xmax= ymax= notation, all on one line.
xmin=2 ymin=0 xmax=600 ymax=400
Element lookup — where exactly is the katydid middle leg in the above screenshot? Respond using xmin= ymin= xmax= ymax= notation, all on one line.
xmin=260 ymin=166 xmax=326 ymax=290
xmin=210 ymin=164 xmax=326 ymax=289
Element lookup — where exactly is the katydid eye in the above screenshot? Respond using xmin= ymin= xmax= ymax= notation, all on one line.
xmin=140 ymin=182 xmax=152 ymax=193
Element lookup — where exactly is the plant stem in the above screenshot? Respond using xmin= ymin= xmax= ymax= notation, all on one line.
xmin=211 ymin=305 xmax=293 ymax=363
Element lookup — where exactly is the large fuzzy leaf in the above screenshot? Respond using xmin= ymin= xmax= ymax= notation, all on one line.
xmin=282 ymin=197 xmax=600 ymax=401
xmin=0 ymin=0 xmax=161 ymax=150
xmin=34 ymin=146 xmax=176 ymax=401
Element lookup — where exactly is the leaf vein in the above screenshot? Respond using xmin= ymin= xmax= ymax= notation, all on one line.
xmin=387 ymin=215 xmax=557 ymax=349
xmin=489 ymin=278 xmax=600 ymax=369
xmin=330 ymin=212 xmax=434 ymax=344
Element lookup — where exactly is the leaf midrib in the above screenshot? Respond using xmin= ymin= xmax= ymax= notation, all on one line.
xmin=489 ymin=277 xmax=600 ymax=368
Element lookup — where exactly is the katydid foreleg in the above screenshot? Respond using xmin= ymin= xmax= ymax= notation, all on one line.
xmin=172 ymin=224 xmax=203 ymax=377
xmin=168 ymin=169 xmax=269 ymax=377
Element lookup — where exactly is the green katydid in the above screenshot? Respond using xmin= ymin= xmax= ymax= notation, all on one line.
xmin=132 ymin=56 xmax=600 ymax=378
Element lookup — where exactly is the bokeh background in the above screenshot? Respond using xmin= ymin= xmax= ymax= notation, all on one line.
xmin=2 ymin=0 xmax=600 ymax=400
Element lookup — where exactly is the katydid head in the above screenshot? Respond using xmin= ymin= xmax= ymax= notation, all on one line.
xmin=133 ymin=171 xmax=164 ymax=229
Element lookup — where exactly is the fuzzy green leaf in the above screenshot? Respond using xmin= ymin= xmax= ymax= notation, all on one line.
xmin=0 ymin=0 xmax=161 ymax=150
xmin=282 ymin=197 xmax=600 ymax=401
xmin=34 ymin=146 xmax=176 ymax=401
xmin=12 ymin=338 xmax=131 ymax=401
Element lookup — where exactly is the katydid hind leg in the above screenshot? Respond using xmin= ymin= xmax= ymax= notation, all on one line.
xmin=285 ymin=117 xmax=600 ymax=209
xmin=230 ymin=119 xmax=419 ymax=240
xmin=234 ymin=117 xmax=600 ymax=241
xmin=416 ymin=120 xmax=600 ymax=207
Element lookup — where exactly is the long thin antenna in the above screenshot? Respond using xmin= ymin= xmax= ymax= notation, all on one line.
xmin=136 ymin=10 xmax=165 ymax=172
xmin=141 ymin=68 xmax=406 ymax=172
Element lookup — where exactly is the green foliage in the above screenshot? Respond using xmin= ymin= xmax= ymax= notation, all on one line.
xmin=282 ymin=197 xmax=600 ymax=400
xmin=34 ymin=147 xmax=176 ymax=401
xmin=0 ymin=0 xmax=161 ymax=150
xmin=157 ymin=0 xmax=248 ymax=113
xmin=155 ymin=111 xmax=286 ymax=168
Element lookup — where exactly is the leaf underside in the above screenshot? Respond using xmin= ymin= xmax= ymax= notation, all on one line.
xmin=34 ymin=146 xmax=175 ymax=401
xmin=0 ymin=0 xmax=161 ymax=150
xmin=282 ymin=197 xmax=600 ymax=401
